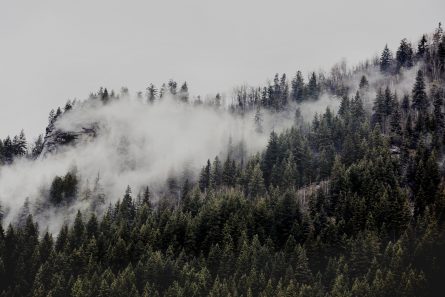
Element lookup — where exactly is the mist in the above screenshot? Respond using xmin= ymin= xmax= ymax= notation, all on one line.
xmin=0 ymin=95 xmax=304 ymax=232
xmin=0 ymin=52 xmax=429 ymax=233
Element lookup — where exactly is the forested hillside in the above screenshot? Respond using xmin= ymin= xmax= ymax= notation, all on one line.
xmin=1 ymin=24 xmax=445 ymax=296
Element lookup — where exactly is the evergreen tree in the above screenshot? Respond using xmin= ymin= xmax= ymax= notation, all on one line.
xmin=351 ymin=91 xmax=365 ymax=123
xmin=247 ymin=163 xmax=266 ymax=198
xmin=401 ymin=94 xmax=410 ymax=115
xmin=142 ymin=186 xmax=151 ymax=207
xmin=261 ymin=131 xmax=280 ymax=187
xmin=199 ymin=160 xmax=211 ymax=192
xmin=338 ymin=95 xmax=350 ymax=119
xmin=307 ymin=72 xmax=319 ymax=99
xmin=282 ymin=151 xmax=298 ymax=189
xmin=146 ymin=84 xmax=157 ymax=103
xmin=31 ymin=134 xmax=44 ymax=158
xmin=222 ymin=155 xmax=236 ymax=187
xmin=411 ymin=70 xmax=428 ymax=113
xmin=396 ymin=38 xmax=414 ymax=69
xmin=280 ymin=73 xmax=289 ymax=107
xmin=179 ymin=82 xmax=189 ymax=102
xmin=373 ymin=88 xmax=386 ymax=131
xmin=390 ymin=98 xmax=403 ymax=145
xmin=417 ymin=34 xmax=428 ymax=59
xmin=13 ymin=130 xmax=27 ymax=156
xmin=380 ymin=44 xmax=393 ymax=74
xmin=359 ymin=75 xmax=369 ymax=90
xmin=210 ymin=156 xmax=223 ymax=189
xmin=291 ymin=71 xmax=305 ymax=102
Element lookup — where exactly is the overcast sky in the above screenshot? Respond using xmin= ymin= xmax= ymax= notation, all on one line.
xmin=0 ymin=0 xmax=444 ymax=139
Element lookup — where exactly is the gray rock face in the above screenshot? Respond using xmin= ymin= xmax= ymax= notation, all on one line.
xmin=41 ymin=124 xmax=97 ymax=156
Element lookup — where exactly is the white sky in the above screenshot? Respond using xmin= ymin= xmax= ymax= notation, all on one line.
xmin=0 ymin=0 xmax=444 ymax=140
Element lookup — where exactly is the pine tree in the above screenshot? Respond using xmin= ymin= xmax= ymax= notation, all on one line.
xmin=261 ymin=131 xmax=280 ymax=187
xmin=179 ymin=82 xmax=189 ymax=102
xmin=307 ymin=72 xmax=319 ymax=99
xmin=433 ymin=22 xmax=443 ymax=46
xmin=294 ymin=245 xmax=312 ymax=284
xmin=70 ymin=210 xmax=85 ymax=249
xmin=291 ymin=71 xmax=305 ymax=102
xmin=222 ymin=155 xmax=236 ymax=187
xmin=13 ymin=130 xmax=27 ymax=156
xmin=380 ymin=44 xmax=393 ymax=74
xmin=280 ymin=73 xmax=289 ymax=107
xmin=210 ymin=156 xmax=223 ymax=189
xmin=432 ymin=86 xmax=444 ymax=147
xmin=247 ymin=163 xmax=266 ymax=198
xmin=351 ymin=91 xmax=365 ymax=123
xmin=359 ymin=75 xmax=369 ymax=90
xmin=439 ymin=34 xmax=445 ymax=66
xmin=390 ymin=98 xmax=402 ymax=145
xmin=142 ymin=186 xmax=151 ymax=207
xmin=120 ymin=186 xmax=135 ymax=221
xmin=411 ymin=70 xmax=428 ymax=113
xmin=338 ymin=95 xmax=350 ymax=119
xmin=48 ymin=109 xmax=56 ymax=125
xmin=373 ymin=88 xmax=386 ymax=131
xmin=401 ymin=94 xmax=410 ymax=115
xmin=396 ymin=38 xmax=414 ymax=69
xmin=2 ymin=136 xmax=13 ymax=163
xmin=282 ymin=152 xmax=298 ymax=189
xmin=199 ymin=160 xmax=211 ymax=192
xmin=101 ymin=88 xmax=109 ymax=104
xmin=146 ymin=84 xmax=157 ymax=103
xmin=49 ymin=176 xmax=64 ymax=205
xmin=417 ymin=34 xmax=428 ymax=59
xmin=31 ymin=134 xmax=44 ymax=158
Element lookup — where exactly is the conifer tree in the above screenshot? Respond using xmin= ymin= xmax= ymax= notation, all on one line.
xmin=417 ymin=34 xmax=428 ymax=59
xmin=261 ymin=131 xmax=280 ymax=187
xmin=247 ymin=163 xmax=266 ymax=198
xmin=390 ymin=98 xmax=403 ymax=145
xmin=396 ymin=38 xmax=414 ymax=69
xmin=199 ymin=160 xmax=211 ymax=192
xmin=338 ymin=95 xmax=350 ymax=119
xmin=291 ymin=71 xmax=305 ymax=102
xmin=31 ymin=134 xmax=44 ymax=158
xmin=142 ymin=186 xmax=151 ymax=207
xmin=146 ymin=84 xmax=157 ymax=103
xmin=373 ymin=88 xmax=386 ymax=131
xmin=380 ymin=44 xmax=393 ymax=74
xmin=359 ymin=75 xmax=369 ymax=90
xmin=411 ymin=70 xmax=428 ymax=113
xmin=210 ymin=156 xmax=223 ymax=189
xmin=179 ymin=82 xmax=189 ymax=102
xmin=307 ymin=72 xmax=319 ymax=99
xmin=282 ymin=152 xmax=298 ymax=189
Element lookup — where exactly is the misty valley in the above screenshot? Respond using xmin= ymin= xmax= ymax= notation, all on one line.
xmin=0 ymin=24 xmax=445 ymax=297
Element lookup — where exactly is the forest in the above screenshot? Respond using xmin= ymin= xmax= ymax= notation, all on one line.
xmin=0 ymin=24 xmax=445 ymax=296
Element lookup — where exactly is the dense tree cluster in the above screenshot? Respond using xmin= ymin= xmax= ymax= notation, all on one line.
xmin=0 ymin=130 xmax=27 ymax=164
xmin=1 ymin=25 xmax=445 ymax=297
